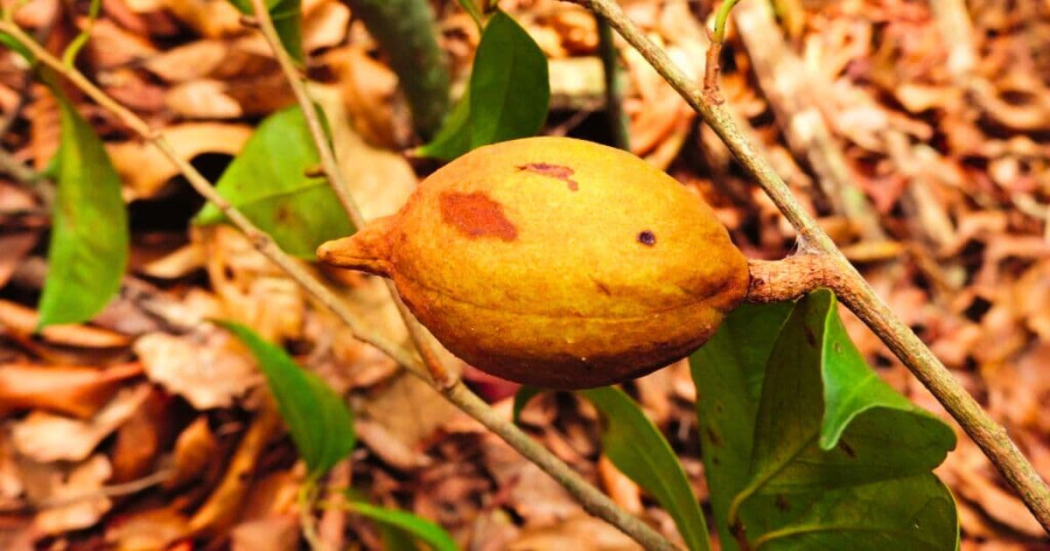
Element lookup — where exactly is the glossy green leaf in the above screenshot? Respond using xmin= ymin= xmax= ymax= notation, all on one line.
xmin=36 ymin=81 xmax=128 ymax=329
xmin=350 ymin=501 xmax=459 ymax=551
xmin=415 ymin=90 xmax=471 ymax=161
xmin=194 ymin=106 xmax=353 ymax=259
xmin=579 ymin=387 xmax=711 ymax=551
xmin=218 ymin=321 xmax=355 ymax=480
xmin=227 ymin=0 xmax=303 ymax=63
xmin=691 ymin=290 xmax=958 ymax=550
xmin=469 ymin=9 xmax=549 ymax=148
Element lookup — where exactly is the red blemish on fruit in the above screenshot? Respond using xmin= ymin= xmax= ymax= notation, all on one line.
xmin=517 ymin=162 xmax=579 ymax=191
xmin=440 ymin=192 xmax=518 ymax=241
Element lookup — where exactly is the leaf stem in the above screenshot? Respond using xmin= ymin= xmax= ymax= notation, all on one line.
xmin=577 ymin=0 xmax=1050 ymax=533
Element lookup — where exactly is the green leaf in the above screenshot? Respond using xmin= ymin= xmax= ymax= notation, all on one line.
xmin=469 ymin=9 xmax=549 ymax=149
xmin=349 ymin=501 xmax=459 ymax=551
xmin=745 ymin=474 xmax=957 ymax=550
xmin=690 ymin=302 xmax=793 ymax=549
xmin=218 ymin=321 xmax=355 ymax=480
xmin=227 ymin=0 xmax=303 ymax=63
xmin=579 ymin=387 xmax=711 ymax=551
xmin=0 ymin=32 xmax=34 ymax=63
xmin=415 ymin=90 xmax=471 ymax=161
xmin=194 ymin=106 xmax=353 ymax=259
xmin=36 ymin=79 xmax=128 ymax=329
xmin=691 ymin=290 xmax=958 ymax=550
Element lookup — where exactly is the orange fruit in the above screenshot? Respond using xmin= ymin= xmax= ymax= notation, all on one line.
xmin=319 ymin=137 xmax=748 ymax=388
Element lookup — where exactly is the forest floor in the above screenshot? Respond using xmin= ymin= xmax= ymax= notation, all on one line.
xmin=1 ymin=0 xmax=1049 ymax=549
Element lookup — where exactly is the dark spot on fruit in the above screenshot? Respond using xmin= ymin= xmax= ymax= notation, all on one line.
xmin=439 ymin=192 xmax=518 ymax=241
xmin=518 ymin=162 xmax=579 ymax=191
xmin=775 ymin=494 xmax=791 ymax=511
xmin=638 ymin=230 xmax=656 ymax=246
xmin=594 ymin=280 xmax=611 ymax=295
xmin=838 ymin=439 xmax=856 ymax=458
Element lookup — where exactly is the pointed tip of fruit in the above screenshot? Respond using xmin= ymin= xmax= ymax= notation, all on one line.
xmin=315 ymin=217 xmax=397 ymax=278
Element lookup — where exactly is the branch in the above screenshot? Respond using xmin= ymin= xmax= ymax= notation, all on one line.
xmin=576 ymin=0 xmax=1050 ymax=532
xmin=247 ymin=4 xmax=679 ymax=549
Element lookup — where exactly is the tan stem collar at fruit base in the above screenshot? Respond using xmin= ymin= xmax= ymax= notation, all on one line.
xmin=744 ymin=255 xmax=845 ymax=304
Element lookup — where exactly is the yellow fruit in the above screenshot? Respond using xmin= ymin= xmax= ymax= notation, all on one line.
xmin=318 ymin=137 xmax=749 ymax=389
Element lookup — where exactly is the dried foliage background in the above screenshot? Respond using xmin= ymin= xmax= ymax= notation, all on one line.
xmin=1 ymin=0 xmax=1049 ymax=548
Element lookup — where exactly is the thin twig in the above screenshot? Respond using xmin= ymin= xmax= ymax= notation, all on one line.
xmin=246 ymin=0 xmax=454 ymax=388
xmin=577 ymin=0 xmax=1050 ymax=534
xmin=248 ymin=5 xmax=677 ymax=549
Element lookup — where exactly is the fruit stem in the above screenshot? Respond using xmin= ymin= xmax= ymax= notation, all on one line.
xmin=744 ymin=255 xmax=841 ymax=304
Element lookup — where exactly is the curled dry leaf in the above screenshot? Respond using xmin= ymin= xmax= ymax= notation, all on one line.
xmin=229 ymin=514 xmax=299 ymax=551
xmin=166 ymin=416 xmax=219 ymax=489
xmin=33 ymin=455 xmax=114 ymax=536
xmin=509 ymin=513 xmax=641 ymax=551
xmin=165 ymin=80 xmax=244 ymax=119
xmin=11 ymin=384 xmax=151 ymax=463
xmin=110 ymin=388 xmax=172 ymax=483
xmin=105 ymin=507 xmax=190 ymax=550
xmin=0 ymin=299 xmax=130 ymax=348
xmin=0 ymin=362 xmax=143 ymax=418
xmin=313 ymin=84 xmax=418 ymax=220
xmin=134 ymin=330 xmax=261 ymax=410
xmin=143 ymin=38 xmax=277 ymax=84
xmin=302 ymin=0 xmax=349 ymax=52
xmin=187 ymin=401 xmax=282 ymax=538
xmin=204 ymin=230 xmax=306 ymax=342
xmin=159 ymin=0 xmax=243 ymax=38
xmin=327 ymin=46 xmax=403 ymax=148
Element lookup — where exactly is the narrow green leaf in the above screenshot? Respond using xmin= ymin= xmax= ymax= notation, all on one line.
xmin=691 ymin=291 xmax=958 ymax=550
xmin=469 ymin=9 xmax=549 ymax=148
xmin=36 ymin=80 xmax=128 ymax=329
xmin=218 ymin=321 xmax=355 ymax=479
xmin=350 ymin=501 xmax=459 ymax=551
xmin=194 ymin=106 xmax=353 ymax=259
xmin=0 ymin=32 xmax=34 ymax=63
xmin=579 ymin=387 xmax=711 ymax=551
xmin=415 ymin=90 xmax=471 ymax=161
xmin=227 ymin=0 xmax=303 ymax=63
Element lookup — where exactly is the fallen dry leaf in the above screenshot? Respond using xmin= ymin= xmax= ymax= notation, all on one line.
xmin=32 ymin=454 xmax=113 ymax=536
xmin=134 ymin=329 xmax=261 ymax=410
xmin=188 ymin=401 xmax=282 ymax=537
xmin=107 ymin=122 xmax=252 ymax=200
xmin=0 ymin=299 xmax=130 ymax=348
xmin=10 ymin=384 xmax=151 ymax=463
xmin=0 ymin=362 xmax=142 ymax=418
